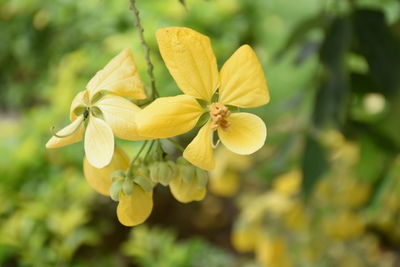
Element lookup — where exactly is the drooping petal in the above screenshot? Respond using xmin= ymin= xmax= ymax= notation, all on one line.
xmin=156 ymin=27 xmax=219 ymax=102
xmin=218 ymin=113 xmax=267 ymax=155
xmin=46 ymin=116 xmax=85 ymax=149
xmin=95 ymin=95 xmax=145 ymax=140
xmin=183 ymin=121 xmax=215 ymax=170
xmin=84 ymin=116 xmax=114 ymax=168
xmin=136 ymin=95 xmax=204 ymax=138
xmin=86 ymin=49 xmax=146 ymax=100
xmin=69 ymin=90 xmax=89 ymax=121
xmin=117 ymin=186 xmax=153 ymax=227
xmin=83 ymin=147 xmax=130 ymax=196
xmin=219 ymin=45 xmax=270 ymax=108
xmin=169 ymin=175 xmax=206 ymax=203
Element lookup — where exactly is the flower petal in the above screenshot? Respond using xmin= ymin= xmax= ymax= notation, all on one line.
xmin=84 ymin=116 xmax=114 ymax=168
xmin=169 ymin=175 xmax=206 ymax=203
xmin=95 ymin=95 xmax=144 ymax=140
xmin=117 ymin=186 xmax=153 ymax=226
xmin=219 ymin=45 xmax=270 ymax=108
xmin=46 ymin=116 xmax=85 ymax=149
xmin=70 ymin=90 xmax=89 ymax=121
xmin=83 ymin=147 xmax=130 ymax=196
xmin=137 ymin=95 xmax=204 ymax=138
xmin=218 ymin=113 xmax=267 ymax=155
xmin=183 ymin=121 xmax=215 ymax=170
xmin=86 ymin=49 xmax=146 ymax=100
xmin=156 ymin=27 xmax=219 ymax=101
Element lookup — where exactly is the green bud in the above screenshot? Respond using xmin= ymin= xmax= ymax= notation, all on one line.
xmin=111 ymin=170 xmax=126 ymax=182
xmin=195 ymin=168 xmax=208 ymax=188
xmin=158 ymin=162 xmax=170 ymax=186
xmin=110 ymin=179 xmax=124 ymax=202
xmin=176 ymin=156 xmax=188 ymax=165
xmin=149 ymin=162 xmax=160 ymax=183
xmin=122 ymin=178 xmax=134 ymax=195
xmin=180 ymin=165 xmax=195 ymax=183
xmin=133 ymin=175 xmax=153 ymax=193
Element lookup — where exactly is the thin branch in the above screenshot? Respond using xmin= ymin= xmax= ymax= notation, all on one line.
xmin=166 ymin=138 xmax=185 ymax=152
xmin=129 ymin=0 xmax=159 ymax=99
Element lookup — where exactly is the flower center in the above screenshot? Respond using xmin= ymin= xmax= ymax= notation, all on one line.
xmin=209 ymin=103 xmax=231 ymax=131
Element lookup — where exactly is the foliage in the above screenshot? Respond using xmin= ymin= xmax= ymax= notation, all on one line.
xmin=1 ymin=0 xmax=400 ymax=266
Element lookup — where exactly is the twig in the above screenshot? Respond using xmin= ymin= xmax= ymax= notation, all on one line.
xmin=129 ymin=0 xmax=159 ymax=99
xmin=166 ymin=138 xmax=185 ymax=152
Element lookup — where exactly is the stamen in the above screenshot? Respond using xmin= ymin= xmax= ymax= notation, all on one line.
xmin=209 ymin=103 xmax=231 ymax=131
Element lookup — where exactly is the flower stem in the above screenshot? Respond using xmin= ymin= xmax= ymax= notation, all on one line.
xmin=128 ymin=140 xmax=149 ymax=175
xmin=129 ymin=0 xmax=159 ymax=99
xmin=166 ymin=138 xmax=185 ymax=152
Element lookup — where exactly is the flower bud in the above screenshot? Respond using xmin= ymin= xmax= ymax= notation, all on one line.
xmin=110 ymin=179 xmax=124 ymax=202
xmin=195 ymin=168 xmax=208 ymax=188
xmin=122 ymin=178 xmax=134 ymax=195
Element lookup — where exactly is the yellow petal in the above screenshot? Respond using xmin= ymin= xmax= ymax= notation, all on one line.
xmin=218 ymin=113 xmax=266 ymax=155
xmin=95 ymin=95 xmax=144 ymax=140
xmin=84 ymin=116 xmax=114 ymax=168
xmin=137 ymin=95 xmax=203 ymax=138
xmin=117 ymin=186 xmax=153 ymax=226
xmin=183 ymin=121 xmax=215 ymax=170
xmin=46 ymin=116 xmax=85 ymax=149
xmin=83 ymin=147 xmax=130 ymax=196
xmin=70 ymin=90 xmax=89 ymax=121
xmin=219 ymin=45 xmax=270 ymax=108
xmin=86 ymin=49 xmax=146 ymax=100
xmin=169 ymin=175 xmax=206 ymax=203
xmin=156 ymin=27 xmax=219 ymax=101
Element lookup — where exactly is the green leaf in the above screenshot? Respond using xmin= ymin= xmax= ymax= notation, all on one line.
xmin=275 ymin=13 xmax=326 ymax=61
xmin=301 ymin=135 xmax=328 ymax=199
xmin=353 ymin=9 xmax=400 ymax=96
xmin=313 ymin=16 xmax=352 ymax=127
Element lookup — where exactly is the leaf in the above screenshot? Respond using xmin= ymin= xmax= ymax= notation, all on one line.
xmin=275 ymin=13 xmax=326 ymax=61
xmin=353 ymin=9 xmax=400 ymax=96
xmin=301 ymin=135 xmax=328 ymax=199
xmin=313 ymin=16 xmax=352 ymax=127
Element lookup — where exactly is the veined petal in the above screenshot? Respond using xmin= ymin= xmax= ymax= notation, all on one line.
xmin=219 ymin=45 xmax=270 ymax=108
xmin=95 ymin=95 xmax=144 ymax=141
xmin=86 ymin=49 xmax=146 ymax=100
xmin=156 ymin=27 xmax=219 ymax=101
xmin=84 ymin=116 xmax=114 ymax=168
xmin=183 ymin=121 xmax=215 ymax=170
xmin=218 ymin=113 xmax=266 ymax=155
xmin=137 ymin=95 xmax=204 ymax=138
xmin=46 ymin=116 xmax=85 ymax=149
xmin=83 ymin=147 xmax=130 ymax=196
xmin=117 ymin=186 xmax=153 ymax=227
xmin=169 ymin=175 xmax=206 ymax=203
xmin=70 ymin=90 xmax=89 ymax=121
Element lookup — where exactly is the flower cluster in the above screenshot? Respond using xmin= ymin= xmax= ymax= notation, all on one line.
xmin=46 ymin=27 xmax=270 ymax=226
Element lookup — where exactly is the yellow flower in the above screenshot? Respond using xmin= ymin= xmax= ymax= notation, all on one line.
xmin=46 ymin=49 xmax=147 ymax=168
xmin=137 ymin=27 xmax=269 ymax=170
xmin=83 ymin=147 xmax=153 ymax=227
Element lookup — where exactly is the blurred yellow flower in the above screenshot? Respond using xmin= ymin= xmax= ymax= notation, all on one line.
xmin=83 ymin=147 xmax=153 ymax=227
xmin=231 ymin=222 xmax=262 ymax=253
xmin=272 ymin=169 xmax=302 ymax=197
xmin=137 ymin=27 xmax=269 ymax=170
xmin=46 ymin=49 xmax=147 ymax=168
xmin=256 ymin=236 xmax=292 ymax=267
xmin=209 ymin=146 xmax=251 ymax=197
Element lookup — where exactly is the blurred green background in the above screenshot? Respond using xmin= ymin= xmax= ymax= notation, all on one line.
xmin=1 ymin=0 xmax=400 ymax=266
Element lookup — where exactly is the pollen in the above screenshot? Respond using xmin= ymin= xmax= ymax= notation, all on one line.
xmin=209 ymin=103 xmax=231 ymax=131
